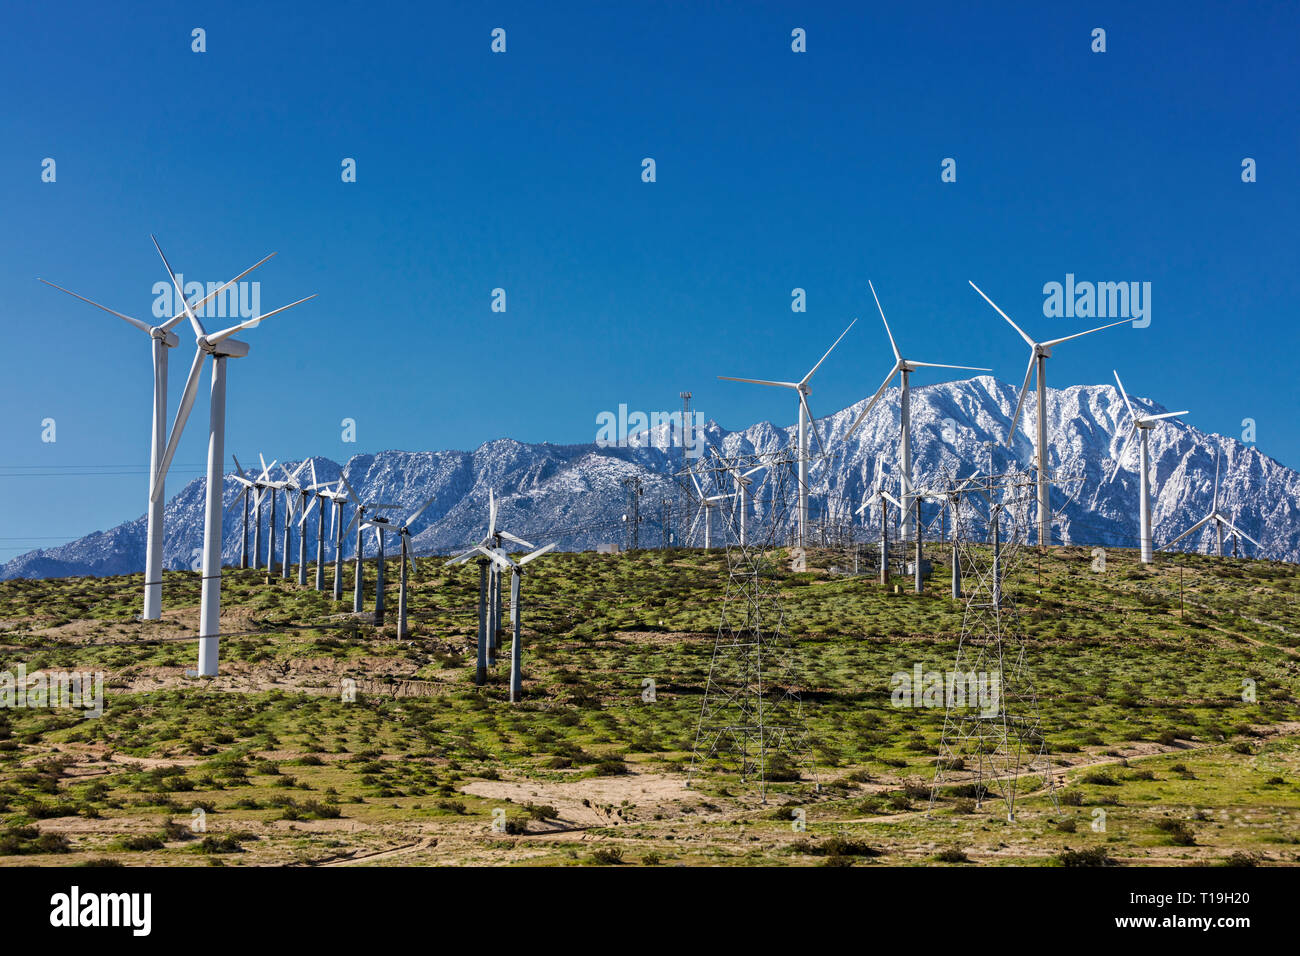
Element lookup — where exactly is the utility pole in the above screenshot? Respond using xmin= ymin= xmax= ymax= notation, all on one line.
xmin=879 ymin=493 xmax=889 ymax=587
xmin=622 ymin=475 xmax=643 ymax=551
xmin=914 ymin=500 xmax=924 ymax=595
xmin=679 ymin=391 xmax=693 ymax=548
xmin=661 ymin=497 xmax=672 ymax=549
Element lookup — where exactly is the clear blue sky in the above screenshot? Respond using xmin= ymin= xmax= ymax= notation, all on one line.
xmin=1 ymin=0 xmax=1296 ymax=555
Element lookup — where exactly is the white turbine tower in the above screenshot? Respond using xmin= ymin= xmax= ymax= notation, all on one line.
xmin=1106 ymin=370 xmax=1188 ymax=564
xmin=719 ymin=320 xmax=855 ymax=547
xmin=969 ymin=280 xmax=1127 ymax=547
xmin=39 ymin=247 xmax=274 ymax=619
xmin=147 ymin=240 xmax=315 ymax=676
xmin=843 ymin=281 xmax=990 ymax=542
xmin=1161 ymin=452 xmax=1260 ymax=558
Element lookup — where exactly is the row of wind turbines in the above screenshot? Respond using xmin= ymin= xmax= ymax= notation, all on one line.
xmin=42 ymin=238 xmax=558 ymax=691
xmin=713 ymin=280 xmax=1256 ymax=564
xmin=40 ymin=242 xmax=1258 ymax=674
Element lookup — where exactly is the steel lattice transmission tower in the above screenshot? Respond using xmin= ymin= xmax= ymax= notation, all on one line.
xmin=929 ymin=468 xmax=1058 ymax=822
xmin=689 ymin=448 xmax=815 ymax=801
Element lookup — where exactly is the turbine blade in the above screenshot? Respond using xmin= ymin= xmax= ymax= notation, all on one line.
xmin=801 ymin=318 xmax=857 ymax=385
xmin=798 ymin=391 xmax=827 ymax=457
xmin=152 ymin=348 xmax=207 ymax=499
xmin=905 ymin=361 xmax=993 ymax=372
xmin=1005 ymin=349 xmax=1037 ymax=447
xmin=161 ymin=252 xmax=278 ymax=332
xmin=339 ymin=472 xmax=361 ymax=505
xmin=1107 ymin=422 xmax=1137 ymax=484
xmin=499 ymin=530 xmax=535 ymax=549
xmin=867 ymin=280 xmax=900 ymax=362
xmin=1213 ymin=451 xmax=1221 ymax=511
xmin=151 ymin=234 xmax=206 ymax=338
xmin=969 ymin=280 xmax=1035 ymax=347
xmin=1142 ymin=410 xmax=1188 ymax=423
xmin=1219 ymin=519 xmax=1261 ymax=550
xmin=1040 ymin=318 xmax=1130 ymax=348
xmin=208 ymin=294 xmax=317 ymax=345
xmin=38 ymin=279 xmax=153 ymax=335
xmin=519 ymin=542 xmax=557 ymax=565
xmin=1112 ymin=369 xmax=1136 ymax=420
xmin=1161 ymin=514 xmax=1212 ymax=551
xmin=405 ymin=495 xmax=437 ymax=527
xmin=717 ymin=376 xmax=799 ymax=389
xmin=843 ymin=362 xmax=900 ymax=442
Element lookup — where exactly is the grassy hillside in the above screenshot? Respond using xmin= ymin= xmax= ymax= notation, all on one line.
xmin=1 ymin=544 xmax=1298 ymax=866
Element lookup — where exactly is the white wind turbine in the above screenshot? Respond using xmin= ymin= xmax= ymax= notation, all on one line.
xmin=40 ymin=245 xmax=274 ymax=620
xmin=842 ymin=281 xmax=990 ymax=543
xmin=384 ymin=496 xmax=438 ymax=639
xmin=686 ymin=471 xmax=731 ymax=549
xmin=313 ymin=479 xmax=350 ymax=599
xmin=227 ymin=455 xmax=263 ymax=569
xmin=246 ymin=454 xmax=277 ymax=570
xmin=360 ymin=514 xmax=400 ymax=626
xmin=969 ymin=280 xmax=1128 ymax=547
xmin=449 ymin=541 xmax=556 ymax=701
xmin=284 ymin=462 xmax=317 ymax=586
xmin=1160 ymin=452 xmax=1260 ymax=558
xmin=269 ymin=462 xmax=307 ymax=581
xmin=339 ymin=474 xmax=398 ymax=613
xmin=719 ymin=320 xmax=856 ymax=547
xmin=303 ymin=461 xmax=331 ymax=592
xmin=146 ymin=240 xmax=315 ymax=676
xmin=725 ymin=462 xmax=766 ymax=547
xmin=1106 ymin=370 xmax=1188 ymax=564
xmin=447 ymin=490 xmax=536 ymax=679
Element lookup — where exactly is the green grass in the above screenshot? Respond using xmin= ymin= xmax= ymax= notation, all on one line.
xmin=1 ymin=544 xmax=1298 ymax=865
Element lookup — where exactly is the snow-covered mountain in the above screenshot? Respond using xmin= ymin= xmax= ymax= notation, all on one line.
xmin=3 ymin=376 xmax=1297 ymax=580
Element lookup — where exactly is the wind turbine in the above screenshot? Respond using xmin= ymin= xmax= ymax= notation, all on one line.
xmin=447 ymin=490 xmax=535 ymax=672
xmin=305 ymin=462 xmax=330 ymax=591
xmin=245 ymin=455 xmax=276 ymax=570
xmin=719 ymin=320 xmax=855 ymax=547
xmin=1160 ymin=452 xmax=1260 ymax=558
xmin=360 ymin=514 xmax=399 ymax=626
xmin=339 ymin=474 xmax=398 ymax=613
xmin=258 ymin=453 xmax=282 ymax=574
xmin=227 ymin=454 xmax=273 ymax=570
xmin=449 ymin=540 xmax=555 ymax=701
xmin=314 ymin=479 xmax=349 ymax=599
xmin=1107 ymin=370 xmax=1189 ymax=564
xmin=285 ymin=462 xmax=317 ymax=586
xmin=686 ymin=471 xmax=731 ymax=549
xmin=724 ymin=462 xmax=766 ymax=547
xmin=843 ymin=281 xmax=990 ymax=543
xmin=40 ymin=246 xmax=274 ymax=620
xmin=272 ymin=462 xmax=308 ymax=581
xmin=969 ymin=280 xmax=1128 ymax=547
xmin=857 ymin=481 xmax=903 ymax=586
xmin=146 ymin=239 xmax=315 ymax=676
xmin=386 ymin=496 xmax=437 ymax=638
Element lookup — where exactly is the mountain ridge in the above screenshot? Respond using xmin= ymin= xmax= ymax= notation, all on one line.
xmin=3 ymin=375 xmax=1296 ymax=580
